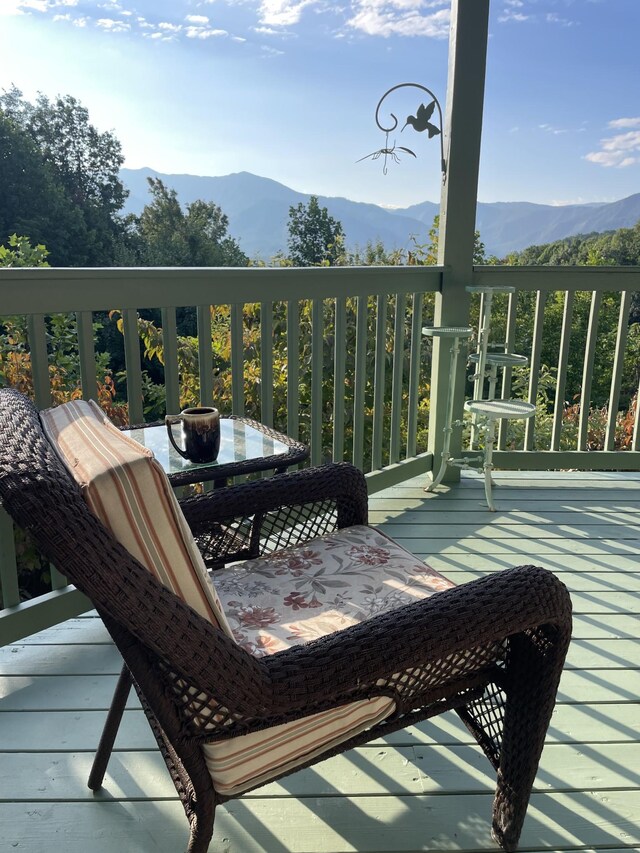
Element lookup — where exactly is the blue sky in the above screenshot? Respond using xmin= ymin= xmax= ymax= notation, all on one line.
xmin=1 ymin=0 xmax=639 ymax=209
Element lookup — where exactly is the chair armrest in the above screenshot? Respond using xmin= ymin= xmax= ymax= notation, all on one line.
xmin=179 ymin=462 xmax=368 ymax=552
xmin=254 ymin=564 xmax=572 ymax=720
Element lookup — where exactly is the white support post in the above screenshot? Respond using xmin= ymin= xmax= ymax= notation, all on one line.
xmin=427 ymin=0 xmax=491 ymax=483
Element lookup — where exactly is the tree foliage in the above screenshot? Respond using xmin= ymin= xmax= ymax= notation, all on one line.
xmin=408 ymin=214 xmax=486 ymax=265
xmin=124 ymin=177 xmax=248 ymax=267
xmin=0 ymin=87 xmax=127 ymax=265
xmin=501 ymin=222 xmax=640 ymax=267
xmin=287 ymin=196 xmax=345 ymax=266
xmin=0 ymin=111 xmax=88 ymax=265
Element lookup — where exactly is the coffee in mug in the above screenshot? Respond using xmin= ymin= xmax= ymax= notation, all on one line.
xmin=165 ymin=407 xmax=221 ymax=463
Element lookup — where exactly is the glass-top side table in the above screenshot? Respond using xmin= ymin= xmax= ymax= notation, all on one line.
xmin=125 ymin=416 xmax=309 ymax=488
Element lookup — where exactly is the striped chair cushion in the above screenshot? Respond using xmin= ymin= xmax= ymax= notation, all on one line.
xmin=40 ymin=399 xmax=232 ymax=635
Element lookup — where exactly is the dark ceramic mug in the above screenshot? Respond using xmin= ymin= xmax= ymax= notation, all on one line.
xmin=165 ymin=407 xmax=221 ymax=463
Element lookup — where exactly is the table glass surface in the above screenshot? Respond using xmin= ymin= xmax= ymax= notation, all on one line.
xmin=127 ymin=419 xmax=291 ymax=476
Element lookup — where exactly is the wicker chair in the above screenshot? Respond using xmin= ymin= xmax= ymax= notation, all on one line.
xmin=0 ymin=389 xmax=572 ymax=853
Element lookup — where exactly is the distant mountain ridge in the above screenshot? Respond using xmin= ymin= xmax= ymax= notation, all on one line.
xmin=120 ymin=167 xmax=640 ymax=259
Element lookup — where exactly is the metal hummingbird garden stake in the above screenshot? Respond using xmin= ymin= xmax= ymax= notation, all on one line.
xmin=358 ymin=82 xmax=446 ymax=177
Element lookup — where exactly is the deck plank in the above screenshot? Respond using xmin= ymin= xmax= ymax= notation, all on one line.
xmin=3 ymin=743 xmax=640 ymax=803
xmin=2 ymin=701 xmax=639 ymax=753
xmin=1 ymin=792 xmax=639 ymax=852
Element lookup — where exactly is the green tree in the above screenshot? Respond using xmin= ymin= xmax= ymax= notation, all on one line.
xmin=347 ymin=240 xmax=405 ymax=266
xmin=287 ymin=196 xmax=345 ymax=266
xmin=409 ymin=214 xmax=486 ymax=265
xmin=0 ymin=86 xmax=127 ymax=265
xmin=0 ymin=112 xmax=89 ymax=265
xmin=0 ymin=233 xmax=49 ymax=268
xmin=128 ymin=177 xmax=248 ymax=267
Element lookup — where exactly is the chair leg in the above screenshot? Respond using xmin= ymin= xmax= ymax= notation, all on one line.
xmin=491 ymin=630 xmax=567 ymax=851
xmin=187 ymin=805 xmax=216 ymax=853
xmin=88 ymin=663 xmax=133 ymax=790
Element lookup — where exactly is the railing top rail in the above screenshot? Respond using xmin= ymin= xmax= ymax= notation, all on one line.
xmin=473 ymin=264 xmax=640 ymax=293
xmin=0 ymin=265 xmax=443 ymax=314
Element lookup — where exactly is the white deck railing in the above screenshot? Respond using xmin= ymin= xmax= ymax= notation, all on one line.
xmin=1 ymin=262 xmax=639 ymax=643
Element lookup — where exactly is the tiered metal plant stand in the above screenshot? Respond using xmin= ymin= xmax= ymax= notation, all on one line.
xmin=425 ymin=286 xmax=536 ymax=511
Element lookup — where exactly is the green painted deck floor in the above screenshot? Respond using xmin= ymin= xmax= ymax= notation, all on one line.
xmin=1 ymin=470 xmax=639 ymax=853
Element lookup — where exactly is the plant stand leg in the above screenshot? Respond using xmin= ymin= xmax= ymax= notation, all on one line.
xmin=482 ymin=416 xmax=497 ymax=511
xmin=426 ymin=334 xmax=463 ymax=492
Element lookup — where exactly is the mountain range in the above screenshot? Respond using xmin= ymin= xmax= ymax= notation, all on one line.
xmin=120 ymin=168 xmax=640 ymax=260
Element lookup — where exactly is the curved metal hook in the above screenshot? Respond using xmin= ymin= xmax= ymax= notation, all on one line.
xmin=374 ymin=82 xmax=446 ymax=177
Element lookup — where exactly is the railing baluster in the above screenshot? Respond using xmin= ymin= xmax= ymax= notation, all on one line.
xmin=121 ymin=308 xmax=144 ymax=425
xmin=497 ymin=292 xmax=517 ymax=449
xmin=524 ymin=291 xmax=545 ymax=450
xmin=161 ymin=307 xmax=180 ymax=415
xmin=309 ymin=299 xmax=324 ymax=465
xmin=260 ymin=302 xmax=274 ymax=426
xmin=578 ymin=290 xmax=603 ymax=450
xmin=24 ymin=316 xmax=68 ymax=590
xmin=287 ymin=300 xmax=300 ymax=441
xmin=27 ymin=314 xmax=51 ymax=409
xmin=605 ymin=291 xmax=632 ymax=451
xmin=633 ymin=373 xmax=640 ymax=452
xmin=352 ymin=295 xmax=368 ymax=471
xmin=406 ymin=292 xmax=424 ymax=459
xmin=311 ymin=299 xmax=323 ymax=465
xmin=76 ymin=311 xmax=98 ymax=402
xmin=550 ymin=291 xmax=575 ymax=451
xmin=371 ymin=294 xmax=387 ymax=470
xmin=230 ymin=304 xmax=244 ymax=415
xmin=0 ymin=508 xmax=20 ymax=609
xmin=197 ymin=305 xmax=214 ymax=408
xmin=332 ymin=297 xmax=347 ymax=462
xmin=389 ymin=293 xmax=406 ymax=464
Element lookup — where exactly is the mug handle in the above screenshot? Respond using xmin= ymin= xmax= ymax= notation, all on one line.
xmin=165 ymin=415 xmax=189 ymax=459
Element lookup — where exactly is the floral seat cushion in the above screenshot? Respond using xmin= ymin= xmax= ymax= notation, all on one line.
xmin=215 ymin=524 xmax=455 ymax=656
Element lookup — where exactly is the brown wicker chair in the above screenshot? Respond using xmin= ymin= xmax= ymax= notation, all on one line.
xmin=0 ymin=389 xmax=572 ymax=853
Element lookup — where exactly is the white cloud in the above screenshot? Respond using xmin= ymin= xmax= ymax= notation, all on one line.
xmin=585 ymin=129 xmax=640 ymax=168
xmin=186 ymin=14 xmax=209 ymax=24
xmin=346 ymin=2 xmax=450 ymax=38
xmin=609 ymin=117 xmax=640 ymax=129
xmin=1 ymin=0 xmax=49 ymax=13
xmin=253 ymin=24 xmax=294 ymax=34
xmin=158 ymin=21 xmax=182 ymax=32
xmin=546 ymin=12 xmax=574 ymax=26
xmin=96 ymin=16 xmax=130 ymax=31
xmin=185 ymin=25 xmax=227 ymax=37
xmin=53 ymin=11 xmax=88 ymax=25
xmin=498 ymin=10 xmax=530 ymax=22
xmin=261 ymin=43 xmax=285 ymax=56
xmin=259 ymin=0 xmax=316 ymax=27
xmin=498 ymin=4 xmax=576 ymax=26
xmin=539 ymin=122 xmax=568 ymax=135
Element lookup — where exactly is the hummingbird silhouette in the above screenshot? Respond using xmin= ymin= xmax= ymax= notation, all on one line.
xmin=401 ymin=101 xmax=441 ymax=137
